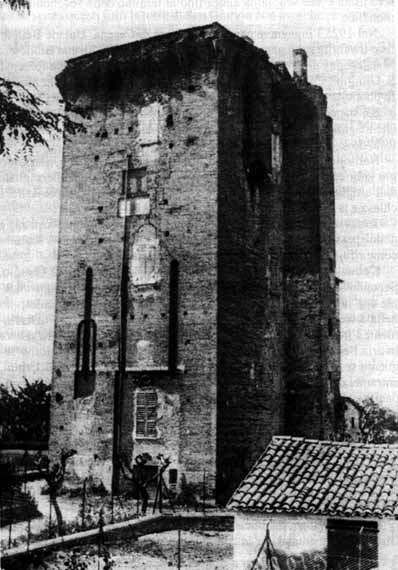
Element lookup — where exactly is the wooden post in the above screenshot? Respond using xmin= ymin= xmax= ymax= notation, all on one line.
xmin=26 ymin=517 xmax=31 ymax=552
xmin=202 ymin=471 xmax=206 ymax=515
xmin=358 ymin=526 xmax=364 ymax=570
xmin=49 ymin=499 xmax=52 ymax=538
xmin=82 ymin=478 xmax=87 ymax=529
xmin=8 ymin=486 xmax=13 ymax=548
xmin=111 ymin=486 xmax=114 ymax=524
xmin=177 ymin=527 xmax=181 ymax=569
xmin=23 ymin=455 xmax=28 ymax=494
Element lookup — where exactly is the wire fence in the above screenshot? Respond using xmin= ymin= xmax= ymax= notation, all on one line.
xmin=1 ymin=452 xmax=211 ymax=555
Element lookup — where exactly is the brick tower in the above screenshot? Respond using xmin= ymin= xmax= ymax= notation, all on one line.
xmin=50 ymin=23 xmax=341 ymax=502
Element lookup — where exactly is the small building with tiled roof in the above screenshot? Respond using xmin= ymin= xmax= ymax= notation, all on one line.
xmin=228 ymin=436 xmax=398 ymax=569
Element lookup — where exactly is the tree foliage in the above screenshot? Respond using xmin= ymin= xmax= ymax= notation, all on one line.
xmin=0 ymin=378 xmax=51 ymax=443
xmin=1 ymin=0 xmax=83 ymax=158
xmin=2 ymin=0 xmax=29 ymax=11
xmin=360 ymin=397 xmax=398 ymax=444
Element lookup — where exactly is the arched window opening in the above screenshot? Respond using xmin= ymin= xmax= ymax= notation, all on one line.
xmin=130 ymin=225 xmax=160 ymax=287
xmin=74 ymin=267 xmax=96 ymax=399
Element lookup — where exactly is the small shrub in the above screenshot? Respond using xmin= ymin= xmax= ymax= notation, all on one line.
xmin=64 ymin=549 xmax=89 ymax=570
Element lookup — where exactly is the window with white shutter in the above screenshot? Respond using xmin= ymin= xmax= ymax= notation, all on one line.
xmin=134 ymin=389 xmax=159 ymax=439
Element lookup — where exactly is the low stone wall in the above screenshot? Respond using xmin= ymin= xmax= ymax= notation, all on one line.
xmin=1 ymin=512 xmax=234 ymax=570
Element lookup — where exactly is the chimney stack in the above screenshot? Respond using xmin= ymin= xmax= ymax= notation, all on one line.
xmin=293 ymin=49 xmax=308 ymax=83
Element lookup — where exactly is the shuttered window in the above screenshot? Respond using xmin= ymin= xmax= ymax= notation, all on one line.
xmin=135 ymin=390 xmax=158 ymax=439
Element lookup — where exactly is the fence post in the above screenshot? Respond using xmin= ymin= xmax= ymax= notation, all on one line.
xmin=111 ymin=485 xmax=114 ymax=524
xmin=97 ymin=508 xmax=104 ymax=570
xmin=26 ymin=517 xmax=31 ymax=552
xmin=81 ymin=478 xmax=87 ymax=529
xmin=8 ymin=485 xmax=13 ymax=549
xmin=48 ymin=499 xmax=52 ymax=538
xmin=177 ymin=527 xmax=181 ymax=570
xmin=202 ymin=470 xmax=206 ymax=515
xmin=23 ymin=451 xmax=28 ymax=494
xmin=359 ymin=525 xmax=364 ymax=570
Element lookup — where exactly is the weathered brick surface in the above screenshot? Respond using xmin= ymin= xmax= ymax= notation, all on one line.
xmin=50 ymin=23 xmax=340 ymax=504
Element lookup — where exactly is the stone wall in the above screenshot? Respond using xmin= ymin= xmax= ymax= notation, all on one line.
xmin=216 ymin=34 xmax=286 ymax=501
xmin=50 ymin=24 xmax=222 ymax=492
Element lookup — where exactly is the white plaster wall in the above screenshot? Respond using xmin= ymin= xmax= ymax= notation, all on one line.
xmin=234 ymin=512 xmax=327 ymax=570
xmin=378 ymin=519 xmax=398 ymax=569
xmin=234 ymin=513 xmax=398 ymax=570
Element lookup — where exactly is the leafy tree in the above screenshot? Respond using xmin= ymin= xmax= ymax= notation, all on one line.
xmin=34 ymin=448 xmax=76 ymax=535
xmin=0 ymin=378 xmax=51 ymax=443
xmin=360 ymin=397 xmax=398 ymax=444
xmin=1 ymin=0 xmax=82 ymax=158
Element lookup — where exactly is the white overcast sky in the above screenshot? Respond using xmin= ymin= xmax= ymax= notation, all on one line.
xmin=0 ymin=0 xmax=396 ymax=408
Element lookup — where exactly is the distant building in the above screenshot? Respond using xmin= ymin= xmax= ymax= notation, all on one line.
xmin=342 ymin=396 xmax=363 ymax=442
xmin=50 ymin=23 xmax=341 ymax=502
xmin=228 ymin=436 xmax=398 ymax=569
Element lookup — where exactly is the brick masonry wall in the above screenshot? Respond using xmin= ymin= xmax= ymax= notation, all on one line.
xmin=283 ymin=78 xmax=340 ymax=438
xmin=216 ymin=35 xmax=286 ymax=501
xmin=50 ymin=25 xmax=223 ymax=491
xmin=50 ymin=23 xmax=341 ymax=502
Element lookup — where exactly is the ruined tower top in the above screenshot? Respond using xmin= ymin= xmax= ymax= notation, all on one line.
xmin=293 ymin=48 xmax=308 ymax=83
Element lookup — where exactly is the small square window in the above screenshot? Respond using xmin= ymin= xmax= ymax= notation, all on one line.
xmin=133 ymin=197 xmax=150 ymax=216
xmin=118 ymin=197 xmax=132 ymax=218
xmin=118 ymin=197 xmax=150 ymax=217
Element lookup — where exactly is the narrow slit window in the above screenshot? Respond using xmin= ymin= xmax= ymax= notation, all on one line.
xmin=271 ymin=131 xmax=283 ymax=182
xmin=75 ymin=267 xmax=96 ymax=399
xmin=169 ymin=259 xmax=179 ymax=372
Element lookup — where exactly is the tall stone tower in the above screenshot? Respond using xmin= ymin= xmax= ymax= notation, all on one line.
xmin=50 ymin=23 xmax=340 ymax=502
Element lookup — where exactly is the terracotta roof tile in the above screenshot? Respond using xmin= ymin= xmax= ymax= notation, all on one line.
xmin=227 ymin=436 xmax=398 ymax=519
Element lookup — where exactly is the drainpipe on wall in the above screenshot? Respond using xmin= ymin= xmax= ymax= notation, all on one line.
xmin=112 ymin=165 xmax=132 ymax=495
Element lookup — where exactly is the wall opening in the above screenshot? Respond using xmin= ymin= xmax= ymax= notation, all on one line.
xmin=327 ymin=519 xmax=378 ymax=570
xmin=130 ymin=225 xmax=160 ymax=287
xmin=75 ymin=267 xmax=96 ymax=399
xmin=168 ymin=259 xmax=179 ymax=372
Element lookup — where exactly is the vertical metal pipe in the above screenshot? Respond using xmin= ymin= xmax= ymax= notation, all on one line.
xmin=112 ymin=157 xmax=132 ymax=496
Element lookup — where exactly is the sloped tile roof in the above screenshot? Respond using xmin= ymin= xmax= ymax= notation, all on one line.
xmin=227 ymin=436 xmax=398 ymax=518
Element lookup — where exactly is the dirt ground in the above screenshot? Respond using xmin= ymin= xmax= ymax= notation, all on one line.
xmin=44 ymin=529 xmax=234 ymax=569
